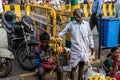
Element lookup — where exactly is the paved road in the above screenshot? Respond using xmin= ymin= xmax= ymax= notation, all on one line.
xmin=0 ymin=17 xmax=111 ymax=79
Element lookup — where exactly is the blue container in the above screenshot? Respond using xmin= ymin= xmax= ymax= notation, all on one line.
xmin=98 ymin=18 xmax=108 ymax=46
xmin=98 ymin=18 xmax=120 ymax=48
xmin=118 ymin=19 xmax=120 ymax=44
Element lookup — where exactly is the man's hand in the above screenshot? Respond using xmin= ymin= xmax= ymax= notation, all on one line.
xmin=90 ymin=48 xmax=95 ymax=55
xmin=56 ymin=36 xmax=63 ymax=38
xmin=95 ymin=15 xmax=98 ymax=18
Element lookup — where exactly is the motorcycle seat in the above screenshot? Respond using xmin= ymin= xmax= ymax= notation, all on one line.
xmin=5 ymin=21 xmax=15 ymax=30
xmin=4 ymin=20 xmax=21 ymax=33
xmin=13 ymin=22 xmax=22 ymax=30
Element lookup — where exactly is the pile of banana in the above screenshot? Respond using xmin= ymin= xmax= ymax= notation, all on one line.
xmin=105 ymin=76 xmax=114 ymax=80
xmin=49 ymin=37 xmax=63 ymax=62
xmin=88 ymin=74 xmax=113 ymax=80
xmin=49 ymin=37 xmax=64 ymax=76
xmin=49 ymin=37 xmax=63 ymax=53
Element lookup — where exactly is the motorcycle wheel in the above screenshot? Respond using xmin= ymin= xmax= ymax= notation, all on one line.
xmin=17 ymin=41 xmax=38 ymax=71
xmin=0 ymin=58 xmax=12 ymax=77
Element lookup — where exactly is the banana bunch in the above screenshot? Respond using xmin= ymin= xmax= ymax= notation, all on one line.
xmin=49 ymin=37 xmax=63 ymax=76
xmin=88 ymin=74 xmax=113 ymax=80
xmin=105 ymin=76 xmax=113 ymax=80
xmin=49 ymin=37 xmax=63 ymax=54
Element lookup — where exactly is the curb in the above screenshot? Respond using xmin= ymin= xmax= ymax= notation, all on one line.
xmin=1 ymin=72 xmax=38 ymax=80
xmin=1 ymin=71 xmax=71 ymax=80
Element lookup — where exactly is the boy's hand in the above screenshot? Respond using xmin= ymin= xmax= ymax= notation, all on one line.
xmin=52 ymin=64 xmax=57 ymax=69
xmin=50 ymin=64 xmax=56 ymax=69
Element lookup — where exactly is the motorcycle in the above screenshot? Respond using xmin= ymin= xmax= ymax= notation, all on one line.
xmin=0 ymin=27 xmax=14 ymax=77
xmin=2 ymin=11 xmax=39 ymax=71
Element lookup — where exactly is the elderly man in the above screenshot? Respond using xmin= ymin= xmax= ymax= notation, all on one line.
xmin=58 ymin=8 xmax=94 ymax=80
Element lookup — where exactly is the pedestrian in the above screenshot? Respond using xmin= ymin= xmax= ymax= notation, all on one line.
xmin=57 ymin=8 xmax=94 ymax=80
xmin=78 ymin=0 xmax=84 ymax=4
xmin=65 ymin=0 xmax=70 ymax=4
xmin=36 ymin=0 xmax=43 ymax=4
xmin=50 ymin=0 xmax=61 ymax=10
xmin=84 ymin=0 xmax=88 ymax=4
xmin=115 ymin=0 xmax=120 ymax=18
xmin=87 ymin=0 xmax=92 ymax=4
xmin=34 ymin=32 xmax=63 ymax=80
xmin=0 ymin=0 xmax=3 ymax=19
xmin=89 ymin=0 xmax=104 ymax=32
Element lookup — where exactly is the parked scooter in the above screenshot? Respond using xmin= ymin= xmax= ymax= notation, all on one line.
xmin=0 ymin=26 xmax=14 ymax=77
xmin=2 ymin=11 xmax=39 ymax=71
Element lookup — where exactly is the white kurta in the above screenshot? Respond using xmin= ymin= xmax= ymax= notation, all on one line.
xmin=58 ymin=20 xmax=94 ymax=67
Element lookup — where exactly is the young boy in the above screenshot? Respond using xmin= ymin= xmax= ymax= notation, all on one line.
xmin=34 ymin=32 xmax=63 ymax=80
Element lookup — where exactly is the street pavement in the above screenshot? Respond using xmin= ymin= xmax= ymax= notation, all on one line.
xmin=0 ymin=18 xmax=111 ymax=80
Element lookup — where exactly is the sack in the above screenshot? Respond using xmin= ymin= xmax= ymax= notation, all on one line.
xmin=84 ymin=65 xmax=106 ymax=80
xmin=63 ymin=65 xmax=71 ymax=71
